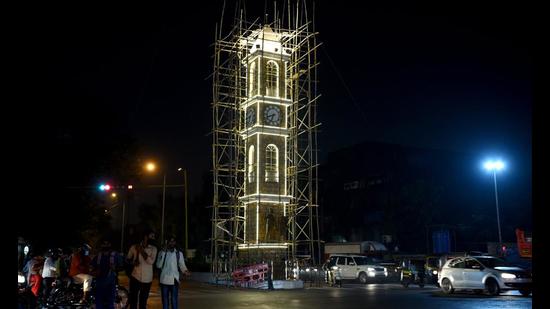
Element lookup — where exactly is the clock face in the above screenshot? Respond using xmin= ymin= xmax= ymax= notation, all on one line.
xmin=246 ymin=107 xmax=256 ymax=127
xmin=264 ymin=105 xmax=281 ymax=126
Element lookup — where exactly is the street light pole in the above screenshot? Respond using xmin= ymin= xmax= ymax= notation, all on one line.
xmin=484 ymin=159 xmax=505 ymax=254
xmin=161 ymin=173 xmax=166 ymax=245
xmin=493 ymin=170 xmax=502 ymax=246
xmin=184 ymin=169 xmax=188 ymax=252
xmin=177 ymin=167 xmax=189 ymax=253
xmin=121 ymin=198 xmax=126 ymax=253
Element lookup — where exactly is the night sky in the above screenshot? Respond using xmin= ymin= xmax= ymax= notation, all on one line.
xmin=15 ymin=1 xmax=532 ymax=242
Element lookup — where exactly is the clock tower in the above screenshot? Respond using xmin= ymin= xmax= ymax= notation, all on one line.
xmin=239 ymin=26 xmax=292 ymax=252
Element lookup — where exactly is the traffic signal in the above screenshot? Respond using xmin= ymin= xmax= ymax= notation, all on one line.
xmin=98 ymin=184 xmax=111 ymax=191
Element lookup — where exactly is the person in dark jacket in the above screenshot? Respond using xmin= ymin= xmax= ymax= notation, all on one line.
xmin=92 ymin=240 xmax=123 ymax=309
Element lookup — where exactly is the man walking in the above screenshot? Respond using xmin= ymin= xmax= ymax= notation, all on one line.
xmin=92 ymin=240 xmax=122 ymax=309
xmin=156 ymin=235 xmax=190 ymax=309
xmin=127 ymin=230 xmax=157 ymax=309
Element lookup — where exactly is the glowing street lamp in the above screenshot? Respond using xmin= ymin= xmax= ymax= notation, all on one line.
xmin=144 ymin=162 xmax=188 ymax=250
xmin=144 ymin=161 xmax=166 ymax=243
xmin=483 ymin=159 xmax=505 ymax=250
xmin=146 ymin=162 xmax=157 ymax=172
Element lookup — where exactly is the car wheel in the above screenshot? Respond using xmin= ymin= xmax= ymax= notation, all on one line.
xmin=485 ymin=278 xmax=500 ymax=296
xmin=359 ymin=272 xmax=368 ymax=284
xmin=441 ymin=278 xmax=454 ymax=294
xmin=519 ymin=289 xmax=531 ymax=297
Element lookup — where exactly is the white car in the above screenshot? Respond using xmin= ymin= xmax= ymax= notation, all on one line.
xmin=438 ymin=256 xmax=532 ymax=296
xmin=327 ymin=254 xmax=388 ymax=283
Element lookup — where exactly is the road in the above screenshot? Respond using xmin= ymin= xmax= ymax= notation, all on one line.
xmin=120 ymin=277 xmax=532 ymax=309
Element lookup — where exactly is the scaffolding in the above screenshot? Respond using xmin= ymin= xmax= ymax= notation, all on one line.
xmin=211 ymin=0 xmax=321 ymax=281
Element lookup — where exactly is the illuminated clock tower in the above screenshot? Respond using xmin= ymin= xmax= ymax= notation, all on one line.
xmin=239 ymin=26 xmax=292 ymax=253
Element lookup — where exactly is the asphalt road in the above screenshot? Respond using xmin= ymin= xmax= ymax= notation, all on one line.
xmin=122 ymin=277 xmax=533 ymax=309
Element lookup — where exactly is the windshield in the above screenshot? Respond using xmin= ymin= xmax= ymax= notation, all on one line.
xmin=354 ymin=256 xmax=381 ymax=265
xmin=475 ymin=257 xmax=513 ymax=268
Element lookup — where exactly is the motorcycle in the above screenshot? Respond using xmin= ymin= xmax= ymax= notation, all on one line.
xmin=400 ymin=258 xmax=425 ymax=288
xmin=47 ymin=276 xmax=129 ymax=308
xmin=18 ymin=272 xmax=36 ymax=309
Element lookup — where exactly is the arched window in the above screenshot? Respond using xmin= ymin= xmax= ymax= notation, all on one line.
xmin=248 ymin=145 xmax=255 ymax=183
xmin=265 ymin=144 xmax=279 ymax=182
xmin=265 ymin=61 xmax=279 ymax=97
xmin=249 ymin=61 xmax=257 ymax=96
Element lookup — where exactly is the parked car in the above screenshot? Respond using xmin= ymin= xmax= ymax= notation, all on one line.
xmin=438 ymin=256 xmax=532 ymax=296
xmin=327 ymin=254 xmax=388 ymax=284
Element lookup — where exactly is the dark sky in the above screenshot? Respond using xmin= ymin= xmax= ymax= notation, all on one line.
xmin=18 ymin=1 xmax=531 ymax=204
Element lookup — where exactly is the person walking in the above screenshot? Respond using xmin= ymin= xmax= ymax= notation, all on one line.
xmin=156 ymin=235 xmax=190 ymax=309
xmin=127 ymin=230 xmax=157 ymax=309
xmin=92 ymin=240 xmax=123 ymax=309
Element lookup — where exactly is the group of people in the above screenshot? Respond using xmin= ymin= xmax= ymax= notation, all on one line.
xmin=127 ymin=230 xmax=190 ymax=309
xmin=20 ymin=230 xmax=191 ymax=309
xmin=21 ymin=241 xmax=123 ymax=308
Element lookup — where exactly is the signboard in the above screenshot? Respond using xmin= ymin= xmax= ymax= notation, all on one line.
xmin=515 ymin=228 xmax=532 ymax=258
xmin=432 ymin=229 xmax=450 ymax=254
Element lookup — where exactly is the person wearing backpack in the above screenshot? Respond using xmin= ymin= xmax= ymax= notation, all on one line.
xmin=156 ymin=235 xmax=190 ymax=309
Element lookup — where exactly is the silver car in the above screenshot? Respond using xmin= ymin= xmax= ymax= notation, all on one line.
xmin=438 ymin=256 xmax=532 ymax=296
xmin=328 ymin=254 xmax=388 ymax=283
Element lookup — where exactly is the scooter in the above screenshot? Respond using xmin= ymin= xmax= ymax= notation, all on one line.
xmin=18 ymin=272 xmax=36 ymax=309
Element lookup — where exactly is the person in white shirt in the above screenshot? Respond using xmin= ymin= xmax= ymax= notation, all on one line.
xmin=127 ymin=230 xmax=158 ymax=309
xmin=41 ymin=248 xmax=63 ymax=301
xmin=156 ymin=235 xmax=190 ymax=309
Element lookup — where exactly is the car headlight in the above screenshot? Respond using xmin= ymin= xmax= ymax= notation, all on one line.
xmin=331 ymin=266 xmax=339 ymax=270
xmin=367 ymin=267 xmax=375 ymax=272
xmin=18 ymin=274 xmax=25 ymax=284
xmin=501 ymin=273 xmax=516 ymax=279
xmin=432 ymin=270 xmax=438 ymax=275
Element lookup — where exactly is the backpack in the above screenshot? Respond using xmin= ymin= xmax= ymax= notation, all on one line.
xmin=157 ymin=250 xmax=182 ymax=272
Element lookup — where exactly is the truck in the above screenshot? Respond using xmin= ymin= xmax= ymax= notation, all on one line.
xmin=323 ymin=241 xmax=388 ymax=261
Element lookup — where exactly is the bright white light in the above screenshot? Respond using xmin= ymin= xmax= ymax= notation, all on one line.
xmin=23 ymin=246 xmax=29 ymax=255
xmin=432 ymin=270 xmax=438 ymax=275
xmin=18 ymin=274 xmax=25 ymax=283
xmin=483 ymin=160 xmax=505 ymax=172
